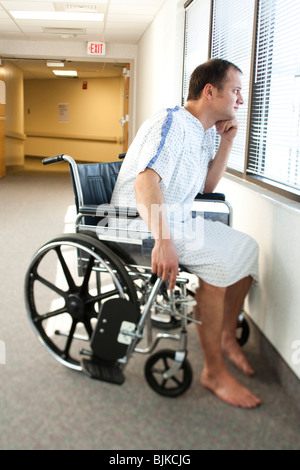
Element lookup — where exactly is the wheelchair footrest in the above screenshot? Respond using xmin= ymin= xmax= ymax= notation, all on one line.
xmin=81 ymin=358 xmax=125 ymax=385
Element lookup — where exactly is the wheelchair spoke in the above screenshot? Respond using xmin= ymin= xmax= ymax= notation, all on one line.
xmin=161 ymin=375 xmax=182 ymax=389
xmin=83 ymin=318 xmax=93 ymax=338
xmin=85 ymin=288 xmax=120 ymax=303
xmin=33 ymin=306 xmax=67 ymax=323
xmin=169 ymin=375 xmax=182 ymax=386
xmin=163 ymin=356 xmax=169 ymax=370
xmin=79 ymin=255 xmax=94 ymax=295
xmin=55 ymin=246 xmax=76 ymax=290
xmin=34 ymin=273 xmax=66 ymax=298
xmin=62 ymin=319 xmax=77 ymax=358
xmin=161 ymin=379 xmax=168 ymax=389
xmin=151 ymin=367 xmax=165 ymax=374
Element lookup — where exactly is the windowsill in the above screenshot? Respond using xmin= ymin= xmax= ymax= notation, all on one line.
xmin=222 ymin=171 xmax=300 ymax=214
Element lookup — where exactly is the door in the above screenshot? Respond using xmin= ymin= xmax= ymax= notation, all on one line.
xmin=121 ymin=63 xmax=130 ymax=153
xmin=0 ymin=63 xmax=5 ymax=179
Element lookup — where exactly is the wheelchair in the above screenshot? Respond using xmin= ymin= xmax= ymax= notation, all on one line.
xmin=24 ymin=154 xmax=250 ymax=397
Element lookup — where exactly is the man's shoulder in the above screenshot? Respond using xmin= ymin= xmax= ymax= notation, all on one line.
xmin=149 ymin=105 xmax=182 ymax=122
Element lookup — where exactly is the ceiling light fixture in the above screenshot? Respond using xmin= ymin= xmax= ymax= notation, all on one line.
xmin=47 ymin=61 xmax=64 ymax=67
xmin=52 ymin=70 xmax=77 ymax=77
xmin=9 ymin=11 xmax=104 ymax=22
xmin=43 ymin=27 xmax=85 ymax=35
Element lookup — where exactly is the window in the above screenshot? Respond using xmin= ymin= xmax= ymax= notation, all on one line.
xmin=183 ymin=0 xmax=300 ymax=200
xmin=248 ymin=0 xmax=300 ymax=195
xmin=210 ymin=0 xmax=255 ymax=172
xmin=182 ymin=0 xmax=211 ymax=105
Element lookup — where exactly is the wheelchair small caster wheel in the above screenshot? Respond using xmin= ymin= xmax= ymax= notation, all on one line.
xmin=236 ymin=317 xmax=250 ymax=346
xmin=144 ymin=349 xmax=192 ymax=397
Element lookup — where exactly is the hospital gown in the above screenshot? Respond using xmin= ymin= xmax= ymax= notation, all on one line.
xmin=110 ymin=106 xmax=258 ymax=287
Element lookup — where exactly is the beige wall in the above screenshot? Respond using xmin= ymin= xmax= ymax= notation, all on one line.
xmin=24 ymin=77 xmax=124 ymax=163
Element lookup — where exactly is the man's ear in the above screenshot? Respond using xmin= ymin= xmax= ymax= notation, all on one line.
xmin=203 ymin=83 xmax=214 ymax=100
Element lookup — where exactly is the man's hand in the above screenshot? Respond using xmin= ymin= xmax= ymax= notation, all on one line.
xmin=204 ymin=119 xmax=239 ymax=193
xmin=215 ymin=119 xmax=239 ymax=142
xmin=151 ymin=238 xmax=179 ymax=290
xmin=134 ymin=168 xmax=179 ymax=290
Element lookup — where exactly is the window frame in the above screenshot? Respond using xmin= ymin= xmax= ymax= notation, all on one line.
xmin=245 ymin=0 xmax=300 ymax=202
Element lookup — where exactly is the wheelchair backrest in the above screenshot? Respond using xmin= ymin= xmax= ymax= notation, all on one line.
xmin=70 ymin=160 xmax=122 ymax=211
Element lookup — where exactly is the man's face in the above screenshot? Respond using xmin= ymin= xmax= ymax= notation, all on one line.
xmin=213 ymin=67 xmax=244 ymax=120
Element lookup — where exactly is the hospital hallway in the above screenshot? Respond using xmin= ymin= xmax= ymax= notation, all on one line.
xmin=0 ymin=158 xmax=299 ymax=451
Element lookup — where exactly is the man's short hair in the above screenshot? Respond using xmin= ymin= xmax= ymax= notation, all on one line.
xmin=187 ymin=58 xmax=242 ymax=101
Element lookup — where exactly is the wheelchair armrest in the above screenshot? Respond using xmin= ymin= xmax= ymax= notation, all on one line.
xmin=195 ymin=192 xmax=226 ymax=201
xmin=78 ymin=204 xmax=140 ymax=219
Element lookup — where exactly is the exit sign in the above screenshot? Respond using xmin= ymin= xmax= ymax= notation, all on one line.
xmin=87 ymin=42 xmax=106 ymax=56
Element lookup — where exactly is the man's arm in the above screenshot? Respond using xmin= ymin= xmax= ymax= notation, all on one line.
xmin=133 ymin=168 xmax=179 ymax=290
xmin=204 ymin=119 xmax=238 ymax=193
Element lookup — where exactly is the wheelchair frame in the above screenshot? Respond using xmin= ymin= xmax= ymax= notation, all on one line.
xmin=25 ymin=154 xmax=249 ymax=397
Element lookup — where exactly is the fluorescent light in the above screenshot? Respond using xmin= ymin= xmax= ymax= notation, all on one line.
xmin=47 ymin=61 xmax=64 ymax=67
xmin=10 ymin=11 xmax=104 ymax=22
xmin=43 ymin=27 xmax=85 ymax=35
xmin=52 ymin=70 xmax=77 ymax=77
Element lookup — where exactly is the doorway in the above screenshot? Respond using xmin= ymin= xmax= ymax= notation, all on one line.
xmin=3 ymin=58 xmax=131 ymax=167
xmin=0 ymin=64 xmax=5 ymax=178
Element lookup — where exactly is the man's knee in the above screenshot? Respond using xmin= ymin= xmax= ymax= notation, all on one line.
xmin=193 ymin=280 xmax=226 ymax=321
xmin=195 ymin=280 xmax=226 ymax=307
xmin=199 ymin=279 xmax=226 ymax=296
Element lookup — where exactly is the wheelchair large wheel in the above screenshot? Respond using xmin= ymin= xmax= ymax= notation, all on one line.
xmin=144 ymin=349 xmax=192 ymax=397
xmin=25 ymin=233 xmax=138 ymax=371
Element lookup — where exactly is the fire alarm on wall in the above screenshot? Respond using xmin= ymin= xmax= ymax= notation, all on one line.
xmin=82 ymin=81 xmax=88 ymax=89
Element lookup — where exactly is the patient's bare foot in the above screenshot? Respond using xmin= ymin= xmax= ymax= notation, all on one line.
xmin=221 ymin=332 xmax=254 ymax=376
xmin=201 ymin=367 xmax=261 ymax=408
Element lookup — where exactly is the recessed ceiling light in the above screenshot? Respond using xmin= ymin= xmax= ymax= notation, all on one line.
xmin=47 ymin=61 xmax=64 ymax=67
xmin=9 ymin=11 xmax=104 ymax=21
xmin=52 ymin=70 xmax=77 ymax=77
xmin=43 ymin=27 xmax=85 ymax=35
xmin=56 ymin=3 xmax=107 ymax=13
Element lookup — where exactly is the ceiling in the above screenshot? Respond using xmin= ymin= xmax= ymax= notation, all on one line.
xmin=0 ymin=0 xmax=166 ymax=78
xmin=4 ymin=58 xmax=129 ymax=79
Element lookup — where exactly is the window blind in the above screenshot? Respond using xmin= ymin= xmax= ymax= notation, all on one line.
xmin=182 ymin=0 xmax=211 ymax=105
xmin=248 ymin=0 xmax=300 ymax=194
xmin=211 ymin=0 xmax=255 ymax=172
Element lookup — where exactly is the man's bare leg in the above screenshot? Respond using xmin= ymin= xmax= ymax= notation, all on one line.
xmin=194 ymin=280 xmax=261 ymax=408
xmin=221 ymin=276 xmax=254 ymax=376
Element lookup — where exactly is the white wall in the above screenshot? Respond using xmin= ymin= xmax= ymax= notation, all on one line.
xmin=136 ymin=0 xmax=187 ymax=127
xmin=217 ymin=175 xmax=300 ymax=378
xmin=135 ymin=0 xmax=300 ymax=379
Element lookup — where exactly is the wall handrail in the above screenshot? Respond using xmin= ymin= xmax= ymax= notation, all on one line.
xmin=25 ymin=131 xmax=119 ymax=144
